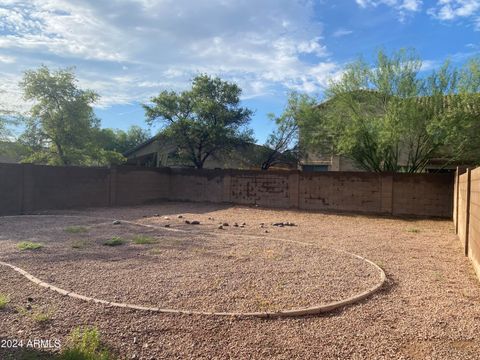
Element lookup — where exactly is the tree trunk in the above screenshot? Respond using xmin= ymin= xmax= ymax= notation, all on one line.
xmin=55 ymin=140 xmax=68 ymax=165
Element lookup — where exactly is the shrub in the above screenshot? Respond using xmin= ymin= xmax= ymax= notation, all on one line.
xmin=103 ymin=237 xmax=125 ymax=247
xmin=0 ymin=294 xmax=9 ymax=309
xmin=17 ymin=241 xmax=43 ymax=251
xmin=71 ymin=240 xmax=89 ymax=249
xmin=60 ymin=326 xmax=111 ymax=360
xmin=65 ymin=226 xmax=88 ymax=234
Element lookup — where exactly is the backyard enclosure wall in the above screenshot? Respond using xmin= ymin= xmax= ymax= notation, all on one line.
xmin=0 ymin=163 xmax=453 ymax=218
xmin=454 ymin=167 xmax=480 ymax=281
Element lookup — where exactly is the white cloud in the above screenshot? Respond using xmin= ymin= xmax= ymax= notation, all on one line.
xmin=0 ymin=0 xmax=341 ymax=109
xmin=428 ymin=0 xmax=480 ymax=24
xmin=355 ymin=0 xmax=422 ymax=20
xmin=0 ymin=55 xmax=15 ymax=63
xmin=333 ymin=29 xmax=353 ymax=37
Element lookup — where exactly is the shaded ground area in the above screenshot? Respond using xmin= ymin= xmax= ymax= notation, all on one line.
xmin=1 ymin=202 xmax=480 ymax=359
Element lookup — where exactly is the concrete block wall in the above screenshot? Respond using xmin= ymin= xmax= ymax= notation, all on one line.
xmin=299 ymin=172 xmax=384 ymax=213
xmin=159 ymin=168 xmax=453 ymax=217
xmin=0 ymin=163 xmax=453 ymax=218
xmin=455 ymin=167 xmax=480 ymax=282
xmin=457 ymin=172 xmax=470 ymax=252
xmin=469 ymin=169 xmax=480 ymax=281
xmin=468 ymin=168 xmax=480 ymax=279
xmin=230 ymin=172 xmax=293 ymax=208
xmin=0 ymin=163 xmax=23 ymax=215
xmin=114 ymin=167 xmax=170 ymax=206
xmin=0 ymin=164 xmax=170 ymax=214
xmin=23 ymin=165 xmax=111 ymax=212
xmin=168 ymin=169 xmax=224 ymax=203
xmin=392 ymin=173 xmax=453 ymax=217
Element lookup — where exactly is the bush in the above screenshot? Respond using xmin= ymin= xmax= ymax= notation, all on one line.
xmin=65 ymin=226 xmax=88 ymax=234
xmin=60 ymin=326 xmax=111 ymax=360
xmin=17 ymin=241 xmax=43 ymax=251
xmin=103 ymin=237 xmax=125 ymax=247
xmin=0 ymin=294 xmax=9 ymax=309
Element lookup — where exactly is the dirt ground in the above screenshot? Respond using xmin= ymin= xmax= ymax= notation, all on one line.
xmin=1 ymin=201 xmax=480 ymax=359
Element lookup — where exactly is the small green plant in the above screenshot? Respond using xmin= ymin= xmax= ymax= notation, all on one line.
xmin=16 ymin=305 xmax=53 ymax=324
xmin=60 ymin=326 xmax=111 ymax=360
xmin=0 ymin=294 xmax=10 ymax=309
xmin=376 ymin=260 xmax=386 ymax=270
xmin=17 ymin=241 xmax=43 ymax=251
xmin=65 ymin=226 xmax=89 ymax=234
xmin=407 ymin=228 xmax=420 ymax=233
xmin=33 ymin=310 xmax=53 ymax=324
xmin=132 ymin=235 xmax=157 ymax=245
xmin=103 ymin=237 xmax=125 ymax=246
xmin=71 ymin=239 xmax=89 ymax=249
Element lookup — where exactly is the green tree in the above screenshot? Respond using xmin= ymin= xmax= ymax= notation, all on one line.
xmin=143 ymin=74 xmax=253 ymax=169
xmin=96 ymin=126 xmax=151 ymax=154
xmin=299 ymin=49 xmax=480 ymax=172
xmin=258 ymin=93 xmax=305 ymax=170
xmin=19 ymin=66 xmax=124 ymax=166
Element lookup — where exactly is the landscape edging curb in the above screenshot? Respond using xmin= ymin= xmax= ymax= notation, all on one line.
xmin=0 ymin=214 xmax=387 ymax=318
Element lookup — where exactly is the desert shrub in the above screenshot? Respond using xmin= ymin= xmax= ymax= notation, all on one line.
xmin=0 ymin=294 xmax=9 ymax=309
xmin=17 ymin=241 xmax=43 ymax=251
xmin=65 ymin=226 xmax=88 ymax=234
xmin=60 ymin=326 xmax=111 ymax=360
xmin=103 ymin=237 xmax=125 ymax=246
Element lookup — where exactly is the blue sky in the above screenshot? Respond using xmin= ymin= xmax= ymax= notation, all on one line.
xmin=0 ymin=0 xmax=479 ymax=143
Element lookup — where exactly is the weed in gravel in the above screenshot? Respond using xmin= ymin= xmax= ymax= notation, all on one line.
xmin=17 ymin=241 xmax=43 ymax=251
xmin=71 ymin=239 xmax=89 ymax=249
xmin=407 ymin=228 xmax=420 ymax=233
xmin=376 ymin=260 xmax=386 ymax=270
xmin=17 ymin=305 xmax=53 ymax=324
xmin=434 ymin=271 xmax=445 ymax=282
xmin=103 ymin=237 xmax=125 ymax=246
xmin=0 ymin=294 xmax=9 ymax=309
xmin=33 ymin=310 xmax=54 ymax=324
xmin=60 ymin=326 xmax=111 ymax=360
xmin=132 ymin=235 xmax=157 ymax=245
xmin=254 ymin=296 xmax=275 ymax=311
xmin=65 ymin=226 xmax=89 ymax=234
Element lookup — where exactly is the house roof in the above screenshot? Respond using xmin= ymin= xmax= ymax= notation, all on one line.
xmin=122 ymin=134 xmax=165 ymax=157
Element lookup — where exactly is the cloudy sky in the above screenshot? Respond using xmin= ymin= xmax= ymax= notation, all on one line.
xmin=0 ymin=0 xmax=479 ymax=142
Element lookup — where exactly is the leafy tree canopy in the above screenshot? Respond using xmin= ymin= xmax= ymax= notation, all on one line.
xmin=19 ymin=66 xmax=124 ymax=166
xmin=257 ymin=93 xmax=308 ymax=170
xmin=96 ymin=125 xmax=151 ymax=154
xmin=143 ymin=74 xmax=254 ymax=169
xmin=299 ymin=49 xmax=480 ymax=172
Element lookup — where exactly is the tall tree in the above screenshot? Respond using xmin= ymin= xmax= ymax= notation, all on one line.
xmin=144 ymin=74 xmax=253 ymax=169
xmin=299 ymin=49 xmax=480 ymax=172
xmin=96 ymin=126 xmax=151 ymax=154
xmin=259 ymin=93 xmax=305 ymax=170
xmin=19 ymin=66 xmax=123 ymax=166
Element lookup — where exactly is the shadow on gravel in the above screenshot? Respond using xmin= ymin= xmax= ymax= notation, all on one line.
xmin=0 ymin=342 xmax=60 ymax=360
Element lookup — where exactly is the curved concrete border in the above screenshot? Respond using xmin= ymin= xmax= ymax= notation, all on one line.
xmin=0 ymin=214 xmax=386 ymax=318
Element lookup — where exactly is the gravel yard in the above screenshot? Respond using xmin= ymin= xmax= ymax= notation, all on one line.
xmin=1 ymin=201 xmax=480 ymax=359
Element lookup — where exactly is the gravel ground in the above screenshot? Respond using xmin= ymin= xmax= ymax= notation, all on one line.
xmin=1 ymin=201 xmax=480 ymax=359
xmin=0 ymin=216 xmax=380 ymax=313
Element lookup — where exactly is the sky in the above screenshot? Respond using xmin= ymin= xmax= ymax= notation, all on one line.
xmin=0 ymin=0 xmax=479 ymax=143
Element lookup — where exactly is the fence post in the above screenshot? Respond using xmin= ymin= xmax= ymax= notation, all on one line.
xmin=109 ymin=167 xmax=118 ymax=207
xmin=464 ymin=168 xmax=471 ymax=257
xmin=455 ymin=167 xmax=460 ymax=234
